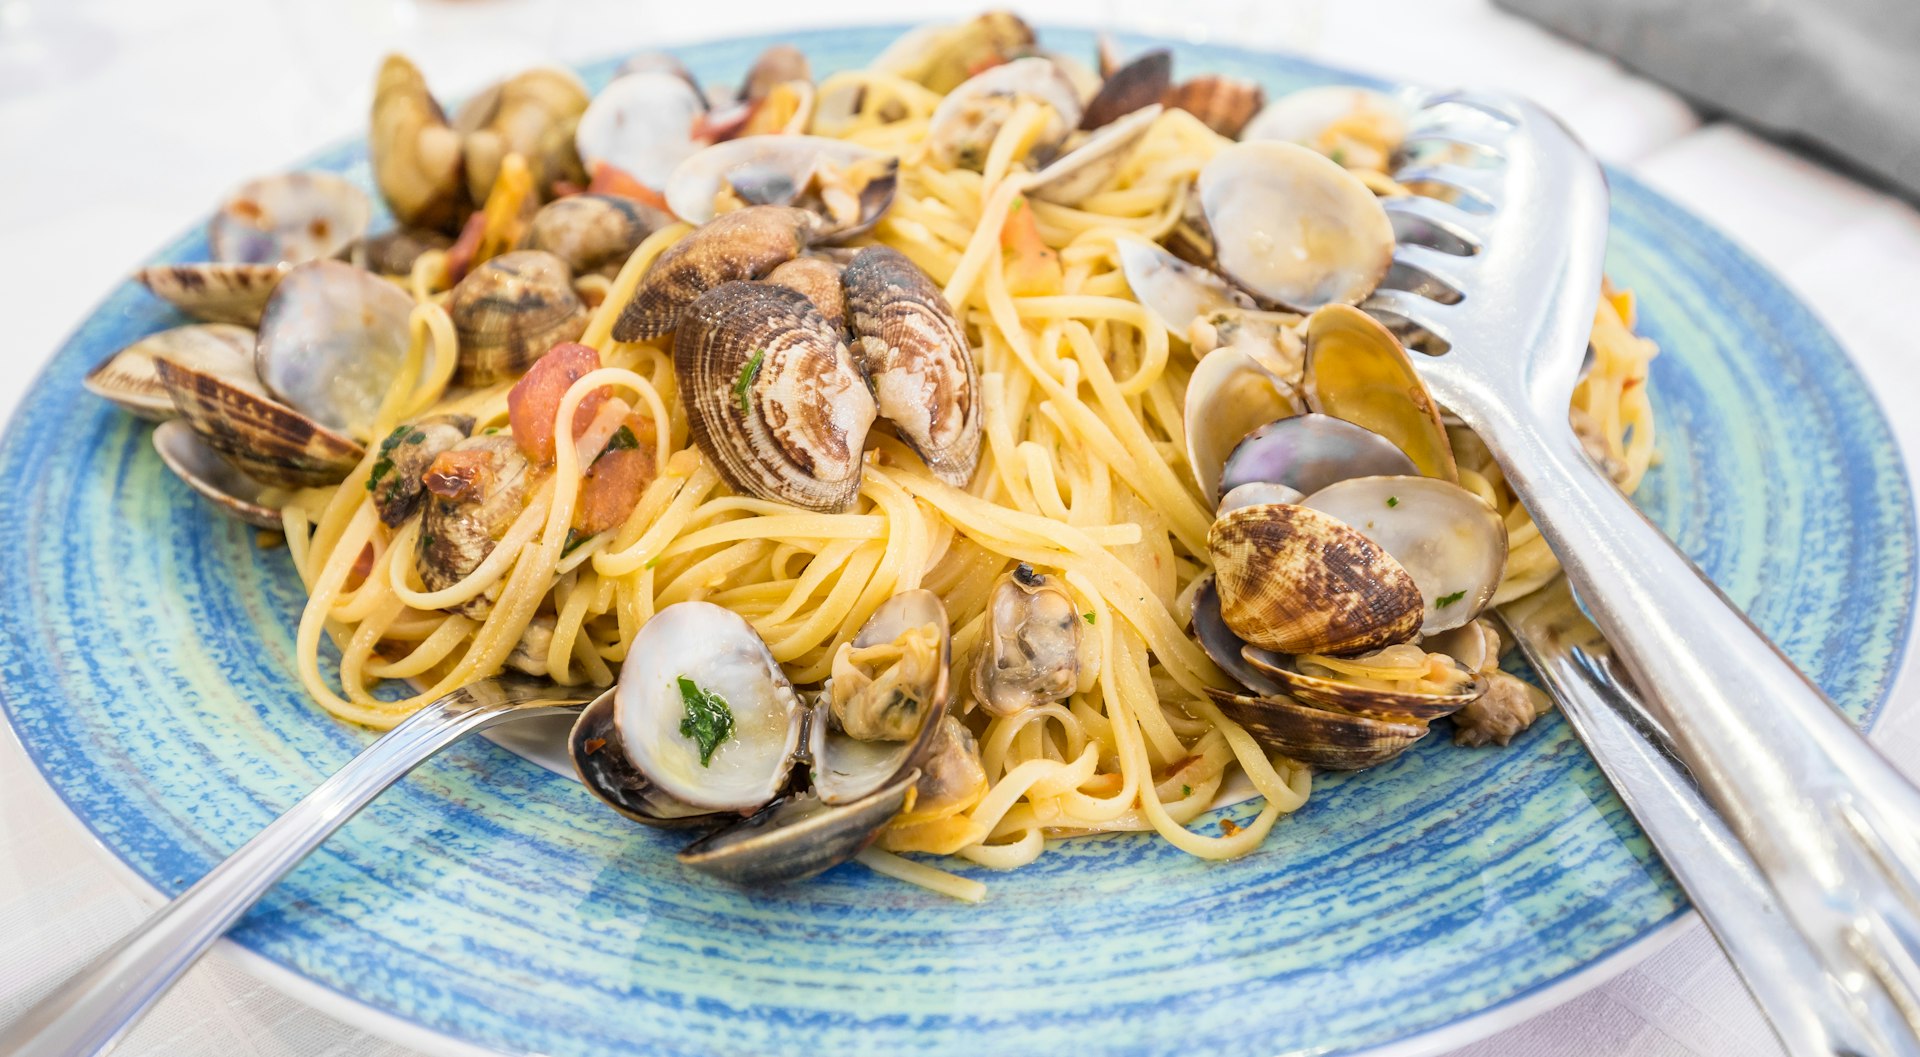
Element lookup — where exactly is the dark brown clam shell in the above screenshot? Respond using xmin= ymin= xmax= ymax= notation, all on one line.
xmin=673 ymin=281 xmax=875 ymax=512
xmin=1164 ymin=74 xmax=1266 ymax=139
xmin=1206 ymin=688 xmax=1428 ymax=770
xmin=841 ymin=246 xmax=983 ymax=487
xmin=355 ymin=227 xmax=453 ymax=276
xmin=1207 ymin=502 xmax=1422 ymax=655
xmin=153 ymin=357 xmax=364 ymax=489
xmin=448 ymin=250 xmax=588 ymax=386
xmin=677 ymin=772 xmax=919 ymax=885
xmin=612 ymin=205 xmax=813 ymax=340
xmin=1080 ymin=49 xmax=1171 ymax=130
xmin=765 ymin=256 xmax=847 ymax=334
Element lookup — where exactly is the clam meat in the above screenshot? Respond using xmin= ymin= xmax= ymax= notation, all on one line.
xmin=971 ymin=563 xmax=1080 ymax=716
xmin=928 ymin=57 xmax=1083 ymax=170
xmin=416 ymin=434 xmax=532 ymax=617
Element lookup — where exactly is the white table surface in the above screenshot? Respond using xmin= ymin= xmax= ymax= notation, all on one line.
xmin=3 ymin=1 xmax=1918 ymax=1055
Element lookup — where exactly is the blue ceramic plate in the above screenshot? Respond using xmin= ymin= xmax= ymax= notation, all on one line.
xmin=1 ymin=25 xmax=1912 ymax=1057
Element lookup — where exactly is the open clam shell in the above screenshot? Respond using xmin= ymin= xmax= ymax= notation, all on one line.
xmin=1242 ymin=85 xmax=1411 ymax=172
xmin=255 ymin=260 xmax=414 ymax=440
xmin=673 ymin=280 xmax=876 ymax=511
xmin=575 ymin=69 xmax=708 ymax=190
xmin=1197 ymin=140 xmax=1394 ymax=311
xmin=370 ymin=54 xmax=466 ymax=233
xmin=1080 ymin=49 xmax=1170 ymax=130
xmin=150 ymin=418 xmax=285 ymax=528
xmin=209 ymin=172 xmax=371 ymax=266
xmin=1183 ymin=346 xmax=1303 ymax=505
xmin=1302 ymin=303 xmax=1457 ymax=481
xmin=1116 ymin=238 xmax=1254 ymax=338
xmin=1217 ymin=412 xmax=1417 ymax=500
xmin=1241 ymin=645 xmax=1481 ymax=722
xmin=1299 ymin=475 xmax=1508 ymax=633
xmin=453 ymin=66 xmax=590 ymax=202
xmin=765 ymin=257 xmax=847 ymax=334
xmin=612 ymin=204 xmax=814 ymax=341
xmin=664 ymin=136 xmax=898 ymax=241
xmin=1207 ymin=501 xmax=1422 ymax=655
xmin=135 ymin=263 xmax=286 ymax=326
xmin=842 ymin=246 xmax=983 ymax=487
xmin=568 ymin=690 xmax=733 ymax=828
xmin=812 ymin=590 xmax=951 ymax=805
xmin=154 ymin=344 xmax=364 ymax=489
xmin=1188 ymin=574 xmax=1284 ymax=697
xmin=448 ymin=250 xmax=588 ymax=386
xmin=1028 ymin=104 xmax=1160 ymax=206
xmin=676 ymin=772 xmax=919 ymax=885
xmin=1205 ymin=687 xmax=1428 ymax=770
xmin=928 ymin=57 xmax=1083 ymax=170
xmin=84 ymin=323 xmax=256 ymax=420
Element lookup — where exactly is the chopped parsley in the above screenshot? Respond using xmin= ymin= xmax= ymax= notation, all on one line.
xmin=1435 ymin=590 xmax=1467 ymax=608
xmin=420 ymin=531 xmax=435 ymax=548
xmin=599 ymin=424 xmax=640 ymax=459
xmin=733 ymin=348 xmax=766 ymax=412
xmin=1386 ymin=496 xmax=1399 ymax=508
xmin=405 ymin=430 xmax=426 ymax=445
xmin=561 ymin=528 xmax=592 ymax=556
xmin=1181 ymin=784 xmax=1192 ymax=797
xmin=1329 ymin=148 xmax=1347 ymax=166
xmin=643 ymin=554 xmax=661 ymax=569
xmin=364 ymin=425 xmax=411 ymax=490
xmin=483 ymin=426 xmax=500 ymax=435
xmin=1083 ymin=611 xmax=1095 ymax=625
xmin=677 ymin=676 xmax=736 ymax=766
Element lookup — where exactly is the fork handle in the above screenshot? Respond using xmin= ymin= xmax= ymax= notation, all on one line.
xmin=0 ymin=689 xmax=584 ymax=1057
xmin=1478 ymin=400 xmax=1920 ymax=1056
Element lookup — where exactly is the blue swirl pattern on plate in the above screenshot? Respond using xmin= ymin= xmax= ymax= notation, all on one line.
xmin=0 ymin=26 xmax=1912 ymax=1057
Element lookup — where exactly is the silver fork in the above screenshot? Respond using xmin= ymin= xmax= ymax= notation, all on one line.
xmin=1373 ymin=90 xmax=1920 ymax=1057
xmin=1 ymin=675 xmax=603 ymax=1057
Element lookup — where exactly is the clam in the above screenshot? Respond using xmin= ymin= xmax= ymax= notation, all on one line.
xmin=813 ymin=590 xmax=951 ymax=804
xmin=675 ymin=775 xmax=918 ymax=885
xmin=574 ymin=69 xmax=708 ymax=190
xmin=611 ymin=205 xmax=814 ymax=341
xmin=447 ymin=250 xmax=588 ymax=386
xmin=1206 ymin=501 xmax=1422 ymax=655
xmin=368 ymin=414 xmax=474 ymax=526
xmin=1027 ymin=104 xmax=1161 ymax=207
xmin=453 ymin=67 xmax=590 ymax=202
xmin=527 ymin=194 xmax=671 ymax=277
xmin=1241 ymin=643 xmax=1482 ymax=722
xmin=664 ymin=136 xmax=898 ymax=241
xmin=1301 ymin=303 xmax=1457 ymax=480
xmin=742 ymin=43 xmax=811 ymax=103
xmin=1182 ymin=345 xmax=1304 ymax=505
xmin=254 ymin=260 xmax=414 ymax=439
xmin=370 ymin=54 xmax=466 ymax=233
xmin=1299 ymin=475 xmax=1507 ymax=633
xmin=1217 ymin=413 xmax=1416 ymax=500
xmin=150 ymin=419 xmax=285 ymax=529
xmin=672 ymin=281 xmax=875 ymax=512
xmin=416 ymin=434 xmax=532 ymax=617
xmin=1117 ymin=237 xmax=1254 ymax=337
xmin=135 ymin=263 xmax=285 ymax=326
xmin=1453 ymin=670 xmax=1549 ymax=747
xmin=153 ymin=337 xmax=364 ymax=489
xmin=1197 ymin=141 xmax=1394 ymax=311
xmin=842 ymin=246 xmax=983 ymax=486
xmin=765 ymin=256 xmax=847 ymax=334
xmin=208 ymin=172 xmax=371 ymax=266
xmin=1189 ymin=574 xmax=1284 ymax=697
xmin=1242 ymin=86 xmax=1411 ymax=172
xmin=927 ymin=57 xmax=1083 ymax=171
xmin=1206 ymin=687 xmax=1428 ymax=770
xmin=872 ymin=11 xmax=1036 ymax=94
xmin=84 ymin=323 xmax=256 ymax=420
xmin=1080 ymin=49 xmax=1170 ymax=131
xmin=888 ymin=714 xmax=988 ymax=829
xmin=1163 ymin=74 xmax=1264 ymax=139
xmin=571 ymin=601 xmax=804 ymax=825
xmin=971 ymin=563 xmax=1080 ymax=716
xmin=356 ymin=226 xmax=454 ymax=276
xmin=1423 ymin=617 xmax=1500 ymax=674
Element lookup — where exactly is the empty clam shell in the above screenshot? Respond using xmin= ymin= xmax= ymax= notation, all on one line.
xmin=448 ymin=250 xmax=588 ymax=386
xmin=84 ymin=323 xmax=256 ymax=420
xmin=575 ymin=69 xmax=708 ymax=190
xmin=1205 ymin=687 xmax=1428 ymax=770
xmin=673 ymin=281 xmax=875 ymax=512
xmin=664 ymin=135 xmax=898 ymax=241
xmin=255 ymin=260 xmax=414 ymax=440
xmin=370 ymin=54 xmax=466 ymax=233
xmin=842 ymin=246 xmax=983 ymax=487
xmin=1207 ymin=501 xmax=1423 ymax=655
xmin=569 ymin=689 xmax=731 ymax=827
xmin=1299 ymin=475 xmax=1508 ymax=634
xmin=527 ymin=194 xmax=671 ymax=277
xmin=1164 ymin=74 xmax=1264 ymax=139
xmin=765 ymin=256 xmax=847 ymax=334
xmin=1117 ymin=238 xmax=1253 ymax=338
xmin=1189 ymin=574 xmax=1284 ymax=697
xmin=151 ymin=418 xmax=285 ymax=528
xmin=813 ymin=590 xmax=951 ymax=805
xmin=135 ymin=263 xmax=286 ymax=326
xmin=1182 ymin=345 xmax=1303 ymax=505
xmin=209 ymin=172 xmax=371 ymax=266
xmin=1080 ymin=49 xmax=1170 ymax=130
xmin=1217 ymin=412 xmax=1417 ymax=499
xmin=676 ymin=772 xmax=918 ymax=885
xmin=612 ymin=205 xmax=814 ymax=341
xmin=154 ymin=346 xmax=364 ymax=489
xmin=1198 ymin=140 xmax=1394 ymax=311
xmin=1028 ymin=104 xmax=1160 ymax=206
xmin=1301 ymin=303 xmax=1457 ymax=481
xmin=928 ymin=57 xmax=1083 ymax=170
xmin=1241 ymin=644 xmax=1481 ymax=722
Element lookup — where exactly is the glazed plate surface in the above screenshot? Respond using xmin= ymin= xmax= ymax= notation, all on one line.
xmin=1 ymin=25 xmax=1912 ymax=1057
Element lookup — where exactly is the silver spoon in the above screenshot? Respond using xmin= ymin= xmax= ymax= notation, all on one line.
xmin=1374 ymin=89 xmax=1920 ymax=1056
xmin=1 ymin=675 xmax=603 ymax=1057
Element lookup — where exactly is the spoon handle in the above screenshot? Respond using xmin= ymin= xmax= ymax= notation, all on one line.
xmin=1500 ymin=578 xmax=1883 ymax=1057
xmin=1475 ymin=400 xmax=1920 ymax=1057
xmin=0 ymin=680 xmax=589 ymax=1057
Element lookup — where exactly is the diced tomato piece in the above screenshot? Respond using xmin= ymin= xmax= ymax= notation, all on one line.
xmin=573 ymin=413 xmax=659 ymax=536
xmin=507 ymin=343 xmax=611 ymax=466
xmin=423 ymin=448 xmax=496 ymax=500
xmin=586 ymin=162 xmax=672 ymax=213
xmin=442 ymin=211 xmax=488 ymax=285
xmin=999 ymin=194 xmax=1063 ymax=296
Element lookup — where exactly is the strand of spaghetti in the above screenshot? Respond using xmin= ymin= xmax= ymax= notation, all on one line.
xmin=363 ymin=612 xmax=475 ymax=680
xmin=595 ymin=462 xmax=721 ymax=575
xmin=656 ymin=514 xmax=887 ymax=557
xmin=854 ymin=848 xmax=985 ymax=903
xmin=942 ymin=170 xmax=1028 ymax=310
xmin=388 ymin=480 xmax=553 ymax=611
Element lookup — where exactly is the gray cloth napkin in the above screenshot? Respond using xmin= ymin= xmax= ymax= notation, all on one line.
xmin=1494 ymin=0 xmax=1920 ymax=200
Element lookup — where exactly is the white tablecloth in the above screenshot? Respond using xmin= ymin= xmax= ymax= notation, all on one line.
xmin=4 ymin=1 xmax=1918 ymax=1054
